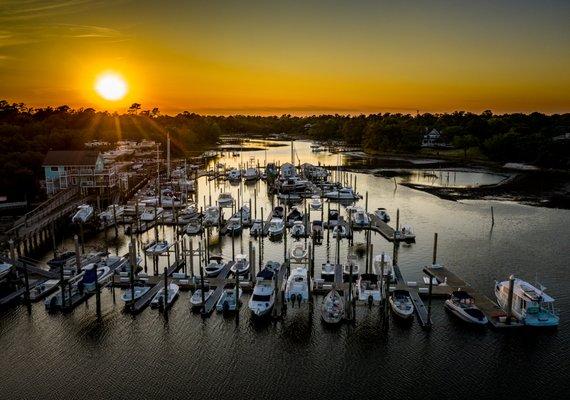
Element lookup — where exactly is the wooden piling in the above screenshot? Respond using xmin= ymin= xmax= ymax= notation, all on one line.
xmin=432 ymin=232 xmax=438 ymax=265
xmin=74 ymin=235 xmax=81 ymax=274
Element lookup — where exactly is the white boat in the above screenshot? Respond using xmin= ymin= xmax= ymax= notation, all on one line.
xmin=374 ymin=207 xmax=390 ymax=222
xmin=216 ymin=286 xmax=243 ymax=312
xmin=268 ymin=218 xmax=284 ymax=237
xmin=145 ymin=240 xmax=169 ymax=255
xmin=250 ymin=219 xmax=263 ymax=236
xmin=72 ymin=204 xmax=93 ymax=223
xmin=121 ymin=286 xmax=150 ymax=304
xmin=445 ymin=290 xmax=488 ymax=325
xmin=290 ymin=242 xmax=308 ymax=261
xmin=248 ymin=262 xmax=281 ymax=317
xmin=309 ymin=195 xmax=322 ymax=210
xmin=178 ymin=205 xmax=199 ymax=223
xmin=98 ymin=205 xmax=124 ymax=223
xmin=227 ymin=169 xmax=241 ymax=181
xmin=203 ymin=206 xmax=221 ymax=226
xmin=218 ymin=193 xmax=234 ymax=208
xmin=150 ymin=283 xmax=180 ymax=309
xmin=373 ymin=253 xmax=394 ymax=282
xmin=320 ymin=261 xmax=336 ymax=282
xmin=389 ymin=290 xmax=414 ymax=319
xmin=225 ymin=217 xmax=242 ymax=236
xmin=285 ymin=267 xmax=310 ymax=305
xmin=243 ymin=167 xmax=260 ymax=181
xmin=185 ymin=220 xmax=202 ymax=235
xmin=353 ymin=208 xmax=370 ymax=227
xmin=230 ymin=254 xmax=250 ymax=276
xmin=323 ymin=187 xmax=360 ymax=201
xmin=190 ymin=288 xmax=214 ymax=309
xmin=204 ymin=259 xmax=226 ymax=277
xmin=357 ymin=273 xmax=382 ymax=305
xmin=321 ymin=289 xmax=345 ymax=324
xmin=290 ymin=221 xmax=305 ymax=237
xmin=332 ymin=224 xmax=348 ymax=239
xmin=495 ymin=277 xmax=559 ymax=327
xmin=343 ymin=263 xmax=360 ymax=279
xmin=81 ymin=264 xmax=111 ymax=292
xmin=0 ymin=262 xmax=13 ymax=280
xmin=140 ymin=207 xmax=163 ymax=222
xmin=398 ymin=224 xmax=416 ymax=241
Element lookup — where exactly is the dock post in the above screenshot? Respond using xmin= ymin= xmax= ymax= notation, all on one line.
xmin=8 ymin=239 xmax=16 ymax=260
xmin=396 ymin=209 xmax=400 ymax=231
xmin=369 ymin=243 xmax=374 ymax=277
xmin=79 ymin=222 xmax=85 ymax=253
xmin=432 ymin=233 xmax=438 ymax=265
xmin=365 ymin=191 xmax=368 ymax=213
xmin=426 ymin=270 xmax=434 ymax=329
xmin=506 ymin=274 xmax=515 ymax=323
xmin=251 ymin=245 xmax=256 ymax=283
xmin=74 ymin=235 xmax=82 ymax=274
xmin=310 ymin=241 xmax=315 ymax=278
xmin=23 ymin=261 xmax=31 ymax=314
xmin=348 ymin=261 xmax=354 ymax=321
xmin=354 ymin=175 xmax=357 ymax=192
xmin=198 ymin=242 xmax=206 ymax=316
xmin=51 ymin=220 xmax=57 ymax=259
xmin=113 ymin=205 xmax=119 ymax=237
xmin=181 ymin=238 xmax=187 ymax=275
xmin=189 ymin=239 xmax=194 ymax=277
xmin=491 ymin=206 xmax=495 ymax=226
xmin=254 ymin=189 xmax=257 ymax=220
xmin=335 ymin=231 xmax=340 ymax=265
xmin=164 ymin=266 xmax=169 ymax=314
xmin=95 ymin=278 xmax=101 ymax=319
xmin=232 ymin=234 xmax=235 ymax=261
xmin=259 ymin=207 xmax=263 ymax=268
xmin=129 ymin=241 xmax=135 ymax=313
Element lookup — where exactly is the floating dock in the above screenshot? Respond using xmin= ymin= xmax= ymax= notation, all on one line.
xmin=368 ymin=214 xmax=396 ymax=241
xmin=393 ymin=265 xmax=432 ymax=328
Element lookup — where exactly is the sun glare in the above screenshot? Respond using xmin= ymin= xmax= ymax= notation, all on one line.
xmin=95 ymin=73 xmax=127 ymax=101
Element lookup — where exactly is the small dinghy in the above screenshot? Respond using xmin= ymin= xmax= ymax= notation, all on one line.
xmin=216 ymin=286 xmax=243 ymax=312
xmin=203 ymin=206 xmax=221 ymax=226
xmin=225 ymin=217 xmax=243 ymax=236
xmin=445 ymin=290 xmax=488 ymax=326
xmin=311 ymin=220 xmax=323 ymax=240
xmin=320 ymin=261 xmax=336 ymax=282
xmin=389 ymin=290 xmax=414 ymax=320
xmin=204 ymin=258 xmax=226 ymax=277
xmin=290 ymin=242 xmax=308 ymax=261
xmin=190 ymin=288 xmax=214 ymax=309
xmin=150 ymin=283 xmax=180 ymax=309
xmin=286 ymin=207 xmax=303 ymax=223
xmin=272 ymin=206 xmax=284 ymax=219
xmin=121 ymin=286 xmax=150 ymax=305
xmin=185 ymin=220 xmax=202 ymax=235
xmin=321 ymin=289 xmax=345 ymax=324
xmin=230 ymin=254 xmax=250 ymax=276
xmin=218 ymin=193 xmax=234 ymax=207
xmin=291 ymin=221 xmax=305 ymax=237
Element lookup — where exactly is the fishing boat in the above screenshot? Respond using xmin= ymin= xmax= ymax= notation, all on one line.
xmin=323 ymin=187 xmax=360 ymax=201
xmin=140 ymin=206 xmax=163 ymax=222
xmin=495 ymin=277 xmax=559 ymax=327
xmin=98 ymin=205 xmax=124 ymax=223
xmin=333 ymin=224 xmax=348 ymax=239
xmin=374 ymin=207 xmax=390 ymax=222
xmin=353 ymin=208 xmax=370 ymax=227
xmin=0 ymin=262 xmax=13 ymax=280
xmin=204 ymin=258 xmax=226 ymax=277
xmin=185 ymin=220 xmax=202 ymax=235
xmin=291 ymin=221 xmax=305 ymax=237
xmin=72 ymin=204 xmax=94 ymax=223
xmin=357 ymin=273 xmax=382 ymax=305
xmin=445 ymin=290 xmax=488 ymax=325
xmin=218 ymin=193 xmax=234 ymax=208
xmin=290 ymin=242 xmax=308 ymax=261
xmin=145 ymin=240 xmax=169 ymax=255
xmin=248 ymin=261 xmax=281 ymax=317
xmin=216 ymin=286 xmax=243 ymax=312
xmin=243 ymin=167 xmax=260 ymax=181
xmin=203 ymin=206 xmax=221 ymax=226
xmin=268 ymin=218 xmax=284 ymax=237
xmin=190 ymin=288 xmax=214 ymax=309
xmin=320 ymin=261 xmax=335 ymax=282
xmin=285 ymin=267 xmax=310 ymax=306
xmin=286 ymin=207 xmax=303 ymax=223
xmin=311 ymin=220 xmax=323 ymax=240
xmin=389 ymin=290 xmax=414 ymax=320
xmin=150 ymin=283 xmax=180 ymax=309
xmin=310 ymin=195 xmax=322 ymax=210
xmin=321 ymin=289 xmax=345 ymax=324
xmin=373 ymin=253 xmax=394 ymax=282
xmin=250 ymin=219 xmax=263 ymax=236
xmin=225 ymin=217 xmax=243 ymax=236
xmin=230 ymin=254 xmax=250 ymax=276
xmin=121 ymin=286 xmax=151 ymax=305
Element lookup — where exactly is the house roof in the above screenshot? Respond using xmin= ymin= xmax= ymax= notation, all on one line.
xmin=43 ymin=150 xmax=100 ymax=166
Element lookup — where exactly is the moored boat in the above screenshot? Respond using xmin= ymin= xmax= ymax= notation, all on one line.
xmin=150 ymin=283 xmax=180 ymax=309
xmin=216 ymin=286 xmax=243 ymax=312
xmin=190 ymin=288 xmax=214 ymax=309
xmin=389 ymin=290 xmax=414 ymax=320
xmin=445 ymin=290 xmax=488 ymax=326
xmin=321 ymin=289 xmax=345 ymax=324
xmin=230 ymin=254 xmax=250 ymax=276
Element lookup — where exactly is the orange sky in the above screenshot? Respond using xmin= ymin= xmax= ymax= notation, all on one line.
xmin=1 ymin=0 xmax=569 ymax=115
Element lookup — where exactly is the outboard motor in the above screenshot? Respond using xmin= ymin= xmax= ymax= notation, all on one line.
xmin=367 ymin=295 xmax=373 ymax=308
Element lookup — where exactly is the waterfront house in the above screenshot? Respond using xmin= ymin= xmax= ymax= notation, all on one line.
xmin=421 ymin=128 xmax=442 ymax=147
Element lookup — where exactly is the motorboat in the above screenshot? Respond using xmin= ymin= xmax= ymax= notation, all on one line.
xmin=312 ymin=220 xmax=323 ymax=240
xmin=285 ymin=267 xmax=310 ymax=306
xmin=140 ymin=206 xmax=163 ymax=222
xmin=236 ymin=205 xmax=251 ymax=222
xmin=81 ymin=263 xmax=111 ymax=292
xmin=286 ymin=207 xmax=303 ymax=223
xmin=218 ymin=193 xmax=234 ymax=208
xmin=150 ymin=283 xmax=180 ymax=309
xmin=204 ymin=258 xmax=226 ymax=277
xmin=185 ymin=220 xmax=202 ymax=235
xmin=398 ymin=224 xmax=416 ymax=241
xmin=321 ymin=289 xmax=345 ymax=324
xmin=373 ymin=253 xmax=394 ymax=282
xmin=248 ymin=262 xmax=281 ymax=317
xmin=272 ymin=206 xmax=284 ymax=219
xmin=203 ymin=206 xmax=221 ymax=226
xmin=99 ymin=205 xmax=124 ymax=223
xmin=291 ymin=221 xmax=305 ymax=237
xmin=374 ymin=207 xmax=390 ymax=222
xmin=353 ymin=208 xmax=370 ymax=227
xmin=495 ymin=277 xmax=559 ymax=327
xmin=389 ymin=290 xmax=414 ymax=320
xmin=72 ymin=204 xmax=94 ymax=223
xmin=445 ymin=290 xmax=488 ymax=325
xmin=178 ymin=204 xmax=199 ymax=223
xmin=243 ymin=167 xmax=260 ymax=181
xmin=343 ymin=263 xmax=360 ymax=281
xmin=47 ymin=251 xmax=76 ymax=270
xmin=323 ymin=187 xmax=360 ymax=201
xmin=250 ymin=219 xmax=263 ymax=236
xmin=0 ymin=262 xmax=13 ymax=280
xmin=225 ymin=217 xmax=243 ymax=236
xmin=227 ymin=168 xmax=241 ymax=181
xmin=216 ymin=286 xmax=243 ymax=312
xmin=230 ymin=254 xmax=250 ymax=276
xmin=268 ymin=218 xmax=285 ymax=237
xmin=145 ymin=240 xmax=169 ymax=255
xmin=328 ymin=209 xmax=340 ymax=226
xmin=333 ymin=224 xmax=348 ymax=239
xmin=357 ymin=273 xmax=382 ymax=305
xmin=121 ymin=286 xmax=151 ymax=305
xmin=290 ymin=242 xmax=308 ymax=261
xmin=190 ymin=288 xmax=214 ymax=309
xmin=320 ymin=261 xmax=336 ymax=282
xmin=310 ymin=195 xmax=322 ymax=210
xmin=281 ymin=177 xmax=307 ymax=193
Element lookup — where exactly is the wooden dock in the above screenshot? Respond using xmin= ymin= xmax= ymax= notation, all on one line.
xmin=271 ymin=261 xmax=289 ymax=318
xmin=393 ymin=265 xmax=432 ymax=328
xmin=368 ymin=214 xmax=396 ymax=241
xmin=130 ymin=259 xmax=185 ymax=313
xmin=202 ymin=262 xmax=233 ymax=315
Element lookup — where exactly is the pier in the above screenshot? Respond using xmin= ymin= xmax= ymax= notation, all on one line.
xmin=393 ymin=265 xmax=432 ymax=328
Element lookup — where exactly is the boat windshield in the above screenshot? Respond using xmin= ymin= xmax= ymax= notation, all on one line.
xmin=252 ymin=294 xmax=271 ymax=302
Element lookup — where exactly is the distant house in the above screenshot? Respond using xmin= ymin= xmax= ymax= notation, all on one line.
xmin=43 ymin=150 xmax=118 ymax=196
xmin=421 ymin=128 xmax=442 ymax=148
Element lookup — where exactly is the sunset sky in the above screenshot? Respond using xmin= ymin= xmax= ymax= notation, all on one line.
xmin=1 ymin=0 xmax=569 ymax=115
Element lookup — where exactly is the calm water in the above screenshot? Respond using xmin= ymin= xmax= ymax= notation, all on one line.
xmin=1 ymin=141 xmax=569 ymax=399
xmin=398 ymin=169 xmax=509 ymax=188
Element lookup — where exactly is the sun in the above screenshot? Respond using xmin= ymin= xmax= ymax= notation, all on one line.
xmin=95 ymin=73 xmax=127 ymax=101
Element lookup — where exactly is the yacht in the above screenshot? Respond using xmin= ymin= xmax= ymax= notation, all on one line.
xmin=445 ymin=290 xmax=488 ymax=325
xmin=290 ymin=221 xmax=305 ymax=237
xmin=121 ymin=286 xmax=151 ymax=305
xmin=357 ymin=273 xmax=382 ymax=305
xmin=185 ymin=220 xmax=202 ymax=235
xmin=323 ymin=187 xmax=360 ymax=201
xmin=230 ymin=254 xmax=250 ymax=276
xmin=216 ymin=286 xmax=243 ymax=312
xmin=353 ymin=208 xmax=370 ymax=227
xmin=190 ymin=288 xmax=214 ymax=309
xmin=243 ymin=167 xmax=260 ymax=181
xmin=99 ymin=205 xmax=124 ymax=223
xmin=285 ymin=267 xmax=310 ymax=306
xmin=150 ymin=283 xmax=180 ymax=309
xmin=374 ymin=207 xmax=390 ymax=222
xmin=310 ymin=195 xmax=322 ymax=210
xmin=495 ymin=277 xmax=559 ymax=327
xmin=248 ymin=261 xmax=281 ymax=317
xmin=268 ymin=218 xmax=285 ymax=237
xmin=204 ymin=258 xmax=226 ymax=277
xmin=203 ymin=206 xmax=221 ymax=226
xmin=72 ymin=204 xmax=94 ymax=223
xmin=218 ymin=193 xmax=234 ymax=208
xmin=290 ymin=242 xmax=308 ymax=261
xmin=321 ymin=289 xmax=345 ymax=324
xmin=320 ymin=261 xmax=336 ymax=282
xmin=373 ymin=253 xmax=394 ymax=282
xmin=145 ymin=240 xmax=169 ymax=255
xmin=389 ymin=290 xmax=414 ymax=320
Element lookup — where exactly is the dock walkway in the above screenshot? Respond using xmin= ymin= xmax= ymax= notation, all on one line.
xmin=130 ymin=259 xmax=185 ymax=313
xmin=202 ymin=262 xmax=233 ymax=314
xmin=368 ymin=214 xmax=396 ymax=241
xmin=393 ymin=265 xmax=432 ymax=328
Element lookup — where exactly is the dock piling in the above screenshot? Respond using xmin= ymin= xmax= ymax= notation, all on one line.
xmin=432 ymin=232 xmax=438 ymax=265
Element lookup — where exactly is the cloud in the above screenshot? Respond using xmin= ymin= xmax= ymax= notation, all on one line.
xmin=0 ymin=0 xmax=103 ymax=22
